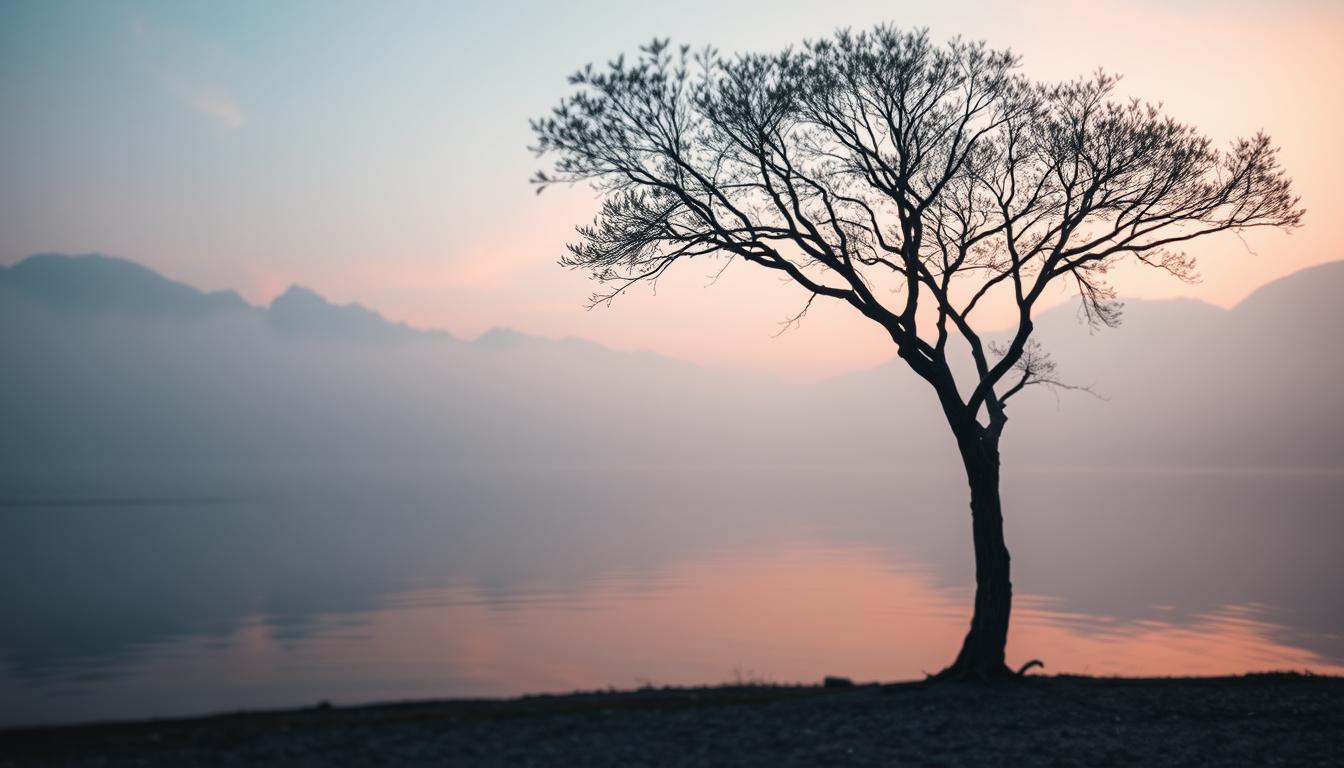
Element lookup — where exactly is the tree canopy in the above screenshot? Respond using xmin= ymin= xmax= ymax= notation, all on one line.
xmin=531 ymin=27 xmax=1301 ymax=437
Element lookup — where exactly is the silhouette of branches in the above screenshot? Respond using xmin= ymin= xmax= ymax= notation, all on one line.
xmin=532 ymin=27 xmax=1302 ymax=435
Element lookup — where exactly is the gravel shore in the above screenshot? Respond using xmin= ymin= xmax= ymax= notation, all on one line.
xmin=2 ymin=673 xmax=1340 ymax=766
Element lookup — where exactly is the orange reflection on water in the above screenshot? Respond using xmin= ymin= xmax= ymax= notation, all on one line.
xmin=349 ymin=546 xmax=1344 ymax=694
xmin=8 ymin=545 xmax=1337 ymax=728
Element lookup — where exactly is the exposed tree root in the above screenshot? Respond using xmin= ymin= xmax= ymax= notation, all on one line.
xmin=927 ymin=658 xmax=1044 ymax=683
xmin=1016 ymin=659 xmax=1044 ymax=676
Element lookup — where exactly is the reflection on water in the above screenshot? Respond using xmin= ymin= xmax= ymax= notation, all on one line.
xmin=1 ymin=467 xmax=1341 ymax=727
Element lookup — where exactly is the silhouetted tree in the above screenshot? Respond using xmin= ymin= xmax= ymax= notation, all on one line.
xmin=530 ymin=27 xmax=1301 ymax=679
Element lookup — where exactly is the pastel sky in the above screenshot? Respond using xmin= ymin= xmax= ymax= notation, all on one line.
xmin=2 ymin=0 xmax=1340 ymax=377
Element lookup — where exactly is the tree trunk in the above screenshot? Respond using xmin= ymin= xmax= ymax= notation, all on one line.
xmin=936 ymin=427 xmax=1016 ymax=680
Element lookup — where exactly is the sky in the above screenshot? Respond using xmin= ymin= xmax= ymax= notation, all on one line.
xmin=1 ymin=0 xmax=1341 ymax=377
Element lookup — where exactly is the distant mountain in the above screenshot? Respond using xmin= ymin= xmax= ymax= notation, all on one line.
xmin=268 ymin=284 xmax=437 ymax=343
xmin=474 ymin=326 xmax=531 ymax=349
xmin=0 ymin=253 xmax=247 ymax=317
xmin=0 ymin=253 xmax=785 ymax=495
xmin=823 ymin=260 xmax=1344 ymax=469
xmin=0 ymin=252 xmax=442 ymax=344
xmin=1231 ymin=260 xmax=1344 ymax=324
xmin=1 ymin=253 xmax=1340 ymax=496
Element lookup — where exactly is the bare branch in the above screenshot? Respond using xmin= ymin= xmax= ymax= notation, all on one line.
xmin=532 ymin=25 xmax=1302 ymax=441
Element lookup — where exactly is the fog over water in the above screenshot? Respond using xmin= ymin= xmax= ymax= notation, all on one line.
xmin=1 ymin=254 xmax=1341 ymax=727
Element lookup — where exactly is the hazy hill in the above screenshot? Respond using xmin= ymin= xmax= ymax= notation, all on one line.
xmin=0 ymin=253 xmax=248 ymax=317
xmin=1 ymin=253 xmax=1340 ymax=497
xmin=823 ymin=262 xmax=1344 ymax=470
xmin=1004 ymin=262 xmax=1344 ymax=468
xmin=0 ymin=254 xmax=789 ymax=496
xmin=266 ymin=284 xmax=464 ymax=346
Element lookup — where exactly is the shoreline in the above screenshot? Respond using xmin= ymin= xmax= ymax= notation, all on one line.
xmin=2 ymin=672 xmax=1341 ymax=766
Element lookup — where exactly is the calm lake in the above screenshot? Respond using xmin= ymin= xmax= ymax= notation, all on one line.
xmin=2 ymin=466 xmax=1341 ymax=727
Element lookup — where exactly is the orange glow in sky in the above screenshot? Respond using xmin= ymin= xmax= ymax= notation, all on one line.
xmin=2 ymin=1 xmax=1340 ymax=377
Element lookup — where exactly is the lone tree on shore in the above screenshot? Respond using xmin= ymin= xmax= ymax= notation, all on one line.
xmin=530 ymin=27 xmax=1301 ymax=679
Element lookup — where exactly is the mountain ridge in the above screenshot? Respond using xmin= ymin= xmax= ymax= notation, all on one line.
xmin=1 ymin=250 xmax=1341 ymax=487
xmin=0 ymin=253 xmax=248 ymax=317
xmin=4 ymin=251 xmax=1340 ymax=380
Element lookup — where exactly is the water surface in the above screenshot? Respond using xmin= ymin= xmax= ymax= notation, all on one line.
xmin=2 ymin=467 xmax=1340 ymax=727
